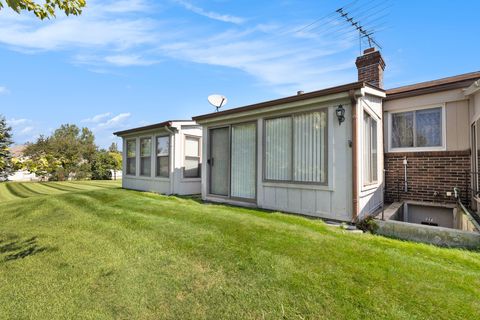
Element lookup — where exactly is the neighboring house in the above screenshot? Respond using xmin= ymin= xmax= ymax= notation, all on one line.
xmin=113 ymin=120 xmax=202 ymax=195
xmin=7 ymin=145 xmax=39 ymax=182
xmin=114 ymin=48 xmax=480 ymax=223
xmin=383 ymin=72 xmax=480 ymax=211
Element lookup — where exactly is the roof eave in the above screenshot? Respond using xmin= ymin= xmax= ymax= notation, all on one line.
xmin=113 ymin=121 xmax=173 ymax=136
xmin=193 ymin=81 xmax=377 ymax=122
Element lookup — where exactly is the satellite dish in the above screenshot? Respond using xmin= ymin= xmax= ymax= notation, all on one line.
xmin=208 ymin=94 xmax=228 ymax=112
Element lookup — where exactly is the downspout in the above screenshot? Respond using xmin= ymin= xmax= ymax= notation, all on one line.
xmin=165 ymin=125 xmax=176 ymax=195
xmin=350 ymin=89 xmax=359 ymax=221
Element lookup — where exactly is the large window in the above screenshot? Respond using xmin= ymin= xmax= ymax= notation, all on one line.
xmin=126 ymin=139 xmax=136 ymax=175
xmin=140 ymin=137 xmax=152 ymax=176
xmin=184 ymin=136 xmax=201 ymax=178
xmin=156 ymin=136 xmax=170 ymax=178
xmin=390 ymin=106 xmax=443 ymax=150
xmin=264 ymin=110 xmax=327 ymax=184
xmin=363 ymin=111 xmax=378 ymax=185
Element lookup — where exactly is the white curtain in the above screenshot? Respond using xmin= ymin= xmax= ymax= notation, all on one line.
xmin=391 ymin=111 xmax=414 ymax=148
xmin=293 ymin=111 xmax=327 ymax=183
xmin=364 ymin=112 xmax=378 ymax=184
xmin=231 ymin=123 xmax=256 ymax=199
xmin=265 ymin=117 xmax=292 ymax=180
xmin=392 ymin=107 xmax=442 ymax=148
xmin=416 ymin=107 xmax=441 ymax=147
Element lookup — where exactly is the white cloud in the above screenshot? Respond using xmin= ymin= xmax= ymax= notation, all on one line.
xmin=0 ymin=0 xmax=158 ymax=52
xmin=174 ymin=0 xmax=245 ymax=24
xmin=97 ymin=113 xmax=131 ymax=129
xmin=0 ymin=86 xmax=9 ymax=94
xmin=104 ymin=54 xmax=158 ymax=66
xmin=81 ymin=112 xmax=112 ymax=123
xmin=20 ymin=126 xmax=34 ymax=134
xmin=0 ymin=0 xmax=358 ymax=93
xmin=7 ymin=118 xmax=29 ymax=126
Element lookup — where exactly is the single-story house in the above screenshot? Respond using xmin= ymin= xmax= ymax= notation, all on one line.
xmin=114 ymin=120 xmax=202 ymax=195
xmin=192 ymin=48 xmax=386 ymax=221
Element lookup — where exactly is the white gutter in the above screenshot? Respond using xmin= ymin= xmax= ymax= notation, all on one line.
xmin=464 ymin=80 xmax=480 ymax=96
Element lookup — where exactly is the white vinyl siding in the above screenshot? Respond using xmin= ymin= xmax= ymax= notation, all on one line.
xmin=126 ymin=139 xmax=136 ymax=175
xmin=231 ymin=123 xmax=256 ymax=199
xmin=363 ymin=111 xmax=378 ymax=185
xmin=265 ymin=110 xmax=327 ymax=184
xmin=184 ymin=136 xmax=201 ymax=178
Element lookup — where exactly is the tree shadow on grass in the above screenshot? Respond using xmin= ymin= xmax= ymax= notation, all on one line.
xmin=0 ymin=235 xmax=53 ymax=263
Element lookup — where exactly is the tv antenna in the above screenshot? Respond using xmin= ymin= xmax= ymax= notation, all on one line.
xmin=208 ymin=94 xmax=228 ymax=112
xmin=336 ymin=7 xmax=382 ymax=53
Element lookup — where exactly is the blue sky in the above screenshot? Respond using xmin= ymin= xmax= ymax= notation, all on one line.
xmin=0 ymin=0 xmax=479 ymax=148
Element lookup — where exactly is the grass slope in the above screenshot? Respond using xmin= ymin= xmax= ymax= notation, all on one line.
xmin=0 ymin=181 xmax=479 ymax=319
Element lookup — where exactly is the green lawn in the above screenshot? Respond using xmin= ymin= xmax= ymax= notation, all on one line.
xmin=0 ymin=181 xmax=479 ymax=319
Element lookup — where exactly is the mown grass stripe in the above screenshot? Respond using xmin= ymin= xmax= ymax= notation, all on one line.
xmin=20 ymin=182 xmax=64 ymax=195
xmin=5 ymin=183 xmax=30 ymax=199
xmin=38 ymin=182 xmax=76 ymax=193
xmin=15 ymin=183 xmax=46 ymax=196
xmin=68 ymin=181 xmax=115 ymax=189
xmin=0 ymin=184 xmax=17 ymax=201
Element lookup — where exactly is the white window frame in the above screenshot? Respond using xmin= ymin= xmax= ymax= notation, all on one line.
xmin=155 ymin=135 xmax=170 ymax=179
xmin=387 ymin=104 xmax=446 ymax=153
xmin=139 ymin=136 xmax=153 ymax=177
xmin=125 ymin=138 xmax=137 ymax=176
xmin=183 ymin=135 xmax=201 ymax=179
xmin=363 ymin=109 xmax=379 ymax=187
xmin=263 ymin=108 xmax=328 ymax=185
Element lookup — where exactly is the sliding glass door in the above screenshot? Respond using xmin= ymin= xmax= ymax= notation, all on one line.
xmin=209 ymin=127 xmax=230 ymax=196
xmin=231 ymin=123 xmax=256 ymax=199
xmin=208 ymin=123 xmax=257 ymax=200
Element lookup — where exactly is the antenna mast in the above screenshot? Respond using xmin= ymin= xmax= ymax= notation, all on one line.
xmin=336 ymin=7 xmax=382 ymax=53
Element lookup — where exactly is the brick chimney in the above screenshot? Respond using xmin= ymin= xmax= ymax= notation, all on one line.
xmin=355 ymin=47 xmax=386 ymax=88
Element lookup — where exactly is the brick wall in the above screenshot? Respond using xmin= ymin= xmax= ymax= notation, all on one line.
xmin=384 ymin=150 xmax=471 ymax=205
xmin=355 ymin=49 xmax=386 ymax=88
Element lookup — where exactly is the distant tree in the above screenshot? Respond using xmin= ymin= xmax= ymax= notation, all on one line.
xmin=107 ymin=142 xmax=122 ymax=180
xmin=25 ymin=124 xmax=97 ymax=180
xmin=0 ymin=0 xmax=86 ymax=20
xmin=23 ymin=153 xmax=62 ymax=181
xmin=109 ymin=150 xmax=122 ymax=180
xmin=91 ymin=150 xmax=113 ymax=180
xmin=0 ymin=115 xmax=14 ymax=181
xmin=108 ymin=142 xmax=118 ymax=153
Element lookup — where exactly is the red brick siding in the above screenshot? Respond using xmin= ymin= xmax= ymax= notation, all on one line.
xmin=355 ymin=50 xmax=386 ymax=88
xmin=384 ymin=150 xmax=471 ymax=204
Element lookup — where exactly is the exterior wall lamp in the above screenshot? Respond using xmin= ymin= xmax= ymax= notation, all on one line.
xmin=336 ymin=105 xmax=345 ymax=125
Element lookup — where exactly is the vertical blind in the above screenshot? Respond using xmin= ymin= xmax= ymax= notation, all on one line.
xmin=293 ymin=112 xmax=327 ymax=182
xmin=265 ymin=110 xmax=327 ymax=183
xmin=265 ymin=117 xmax=292 ymax=180
xmin=231 ymin=123 xmax=256 ymax=199
xmin=363 ymin=112 xmax=378 ymax=184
